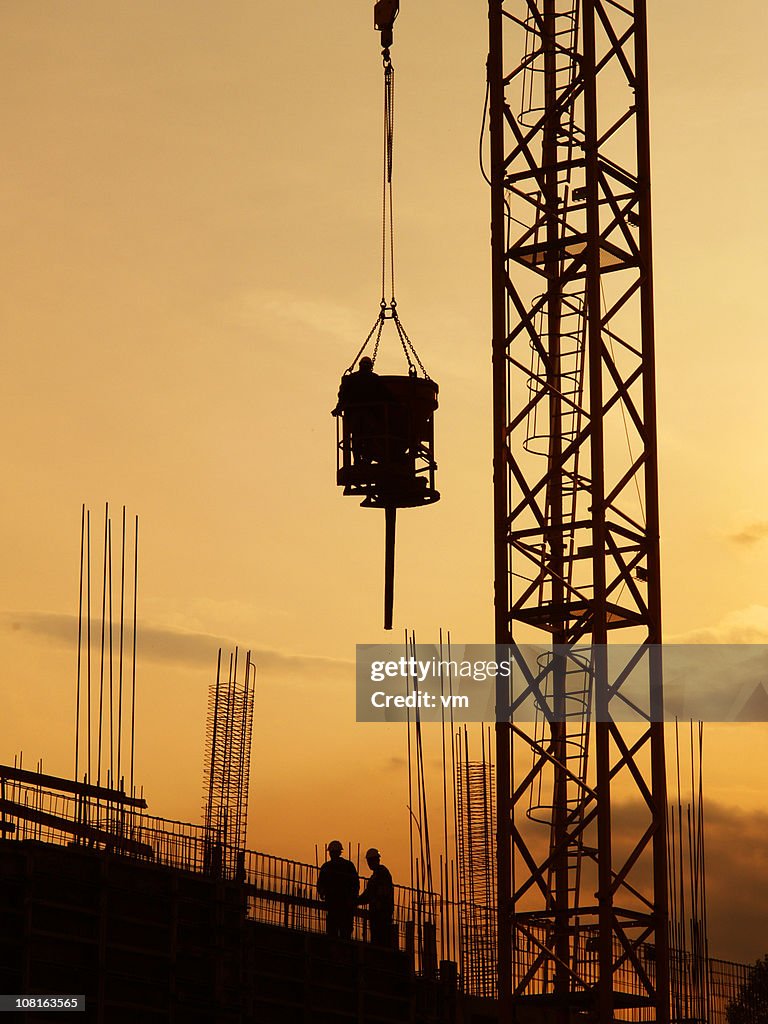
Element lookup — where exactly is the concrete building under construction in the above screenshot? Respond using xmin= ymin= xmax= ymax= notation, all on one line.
xmin=0 ymin=751 xmax=754 ymax=1022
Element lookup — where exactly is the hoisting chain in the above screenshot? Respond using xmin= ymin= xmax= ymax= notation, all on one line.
xmin=345 ymin=42 xmax=430 ymax=381
xmin=393 ymin=311 xmax=428 ymax=378
xmin=381 ymin=55 xmax=396 ymax=307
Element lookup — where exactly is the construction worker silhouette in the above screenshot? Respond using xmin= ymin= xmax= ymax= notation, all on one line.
xmin=317 ymin=840 xmax=360 ymax=940
xmin=333 ymin=356 xmax=378 ymax=415
xmin=333 ymin=357 xmax=391 ymax=465
xmin=358 ymin=847 xmax=395 ymax=947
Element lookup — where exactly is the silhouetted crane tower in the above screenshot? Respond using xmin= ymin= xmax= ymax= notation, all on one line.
xmin=488 ymin=1 xmax=669 ymax=1021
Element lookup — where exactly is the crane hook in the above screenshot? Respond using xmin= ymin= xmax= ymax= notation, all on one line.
xmin=374 ymin=0 xmax=399 ymax=55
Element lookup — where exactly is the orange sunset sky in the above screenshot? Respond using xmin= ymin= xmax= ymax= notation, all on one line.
xmin=2 ymin=1 xmax=767 ymax=964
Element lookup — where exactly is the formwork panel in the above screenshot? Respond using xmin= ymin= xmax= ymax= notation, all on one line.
xmin=28 ymin=936 xmax=96 ymax=969
xmin=28 ymin=874 xmax=99 ymax=909
xmin=361 ymin=964 xmax=412 ymax=997
xmin=249 ymin=921 xmax=308 ymax=953
xmin=308 ymin=1010 xmax=359 ymax=1024
xmin=104 ymin=945 xmax=170 ymax=977
xmin=250 ymin=999 xmax=306 ymax=1024
xmin=308 ymin=957 xmax=360 ymax=989
xmin=106 ymin=887 xmax=171 ymax=923
xmin=103 ymin=972 xmax=169 ymax=1006
xmin=30 ymin=903 xmax=98 ymax=939
xmin=361 ymin=990 xmax=414 ymax=1020
xmin=102 ymin=1006 xmax=168 ymax=1024
xmin=26 ymin=962 xmax=96 ymax=993
xmin=307 ymin=982 xmax=358 ymax=1014
xmin=251 ymin=948 xmax=306 ymax=980
xmin=106 ymin=916 xmax=171 ymax=950
xmin=252 ymin=972 xmax=306 ymax=1004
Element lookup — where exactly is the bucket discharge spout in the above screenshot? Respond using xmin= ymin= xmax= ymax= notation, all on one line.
xmin=384 ymin=506 xmax=396 ymax=630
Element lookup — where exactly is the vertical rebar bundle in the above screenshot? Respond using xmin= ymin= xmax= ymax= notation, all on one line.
xmin=74 ymin=503 xmax=139 ymax=816
xmin=202 ymin=648 xmax=255 ymax=878
xmin=455 ymin=727 xmax=497 ymax=998
xmin=403 ymin=632 xmax=439 ymax=974
xmin=669 ymin=721 xmax=710 ymax=1024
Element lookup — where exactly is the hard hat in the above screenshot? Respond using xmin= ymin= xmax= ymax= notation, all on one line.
xmin=359 ymin=356 xmax=374 ymax=370
xmin=327 ymin=840 xmax=343 ymax=854
xmin=365 ymin=847 xmax=380 ymax=860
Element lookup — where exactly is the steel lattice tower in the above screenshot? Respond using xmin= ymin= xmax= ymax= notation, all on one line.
xmin=488 ymin=1 xmax=669 ymax=1020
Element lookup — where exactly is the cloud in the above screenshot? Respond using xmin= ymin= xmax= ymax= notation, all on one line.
xmin=608 ymin=798 xmax=768 ymax=965
xmin=239 ymin=288 xmax=362 ymax=346
xmin=512 ymin=796 xmax=768 ymax=965
xmin=669 ymin=606 xmax=768 ymax=645
xmin=699 ymin=802 xmax=768 ymax=964
xmin=0 ymin=610 xmax=351 ymax=676
xmin=728 ymin=521 xmax=768 ymax=546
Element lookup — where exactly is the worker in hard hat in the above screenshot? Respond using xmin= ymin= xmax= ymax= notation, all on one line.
xmin=332 ymin=356 xmax=392 ymax=467
xmin=332 ymin=356 xmax=384 ymax=418
xmin=358 ymin=847 xmax=395 ymax=947
xmin=317 ymin=840 xmax=360 ymax=940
